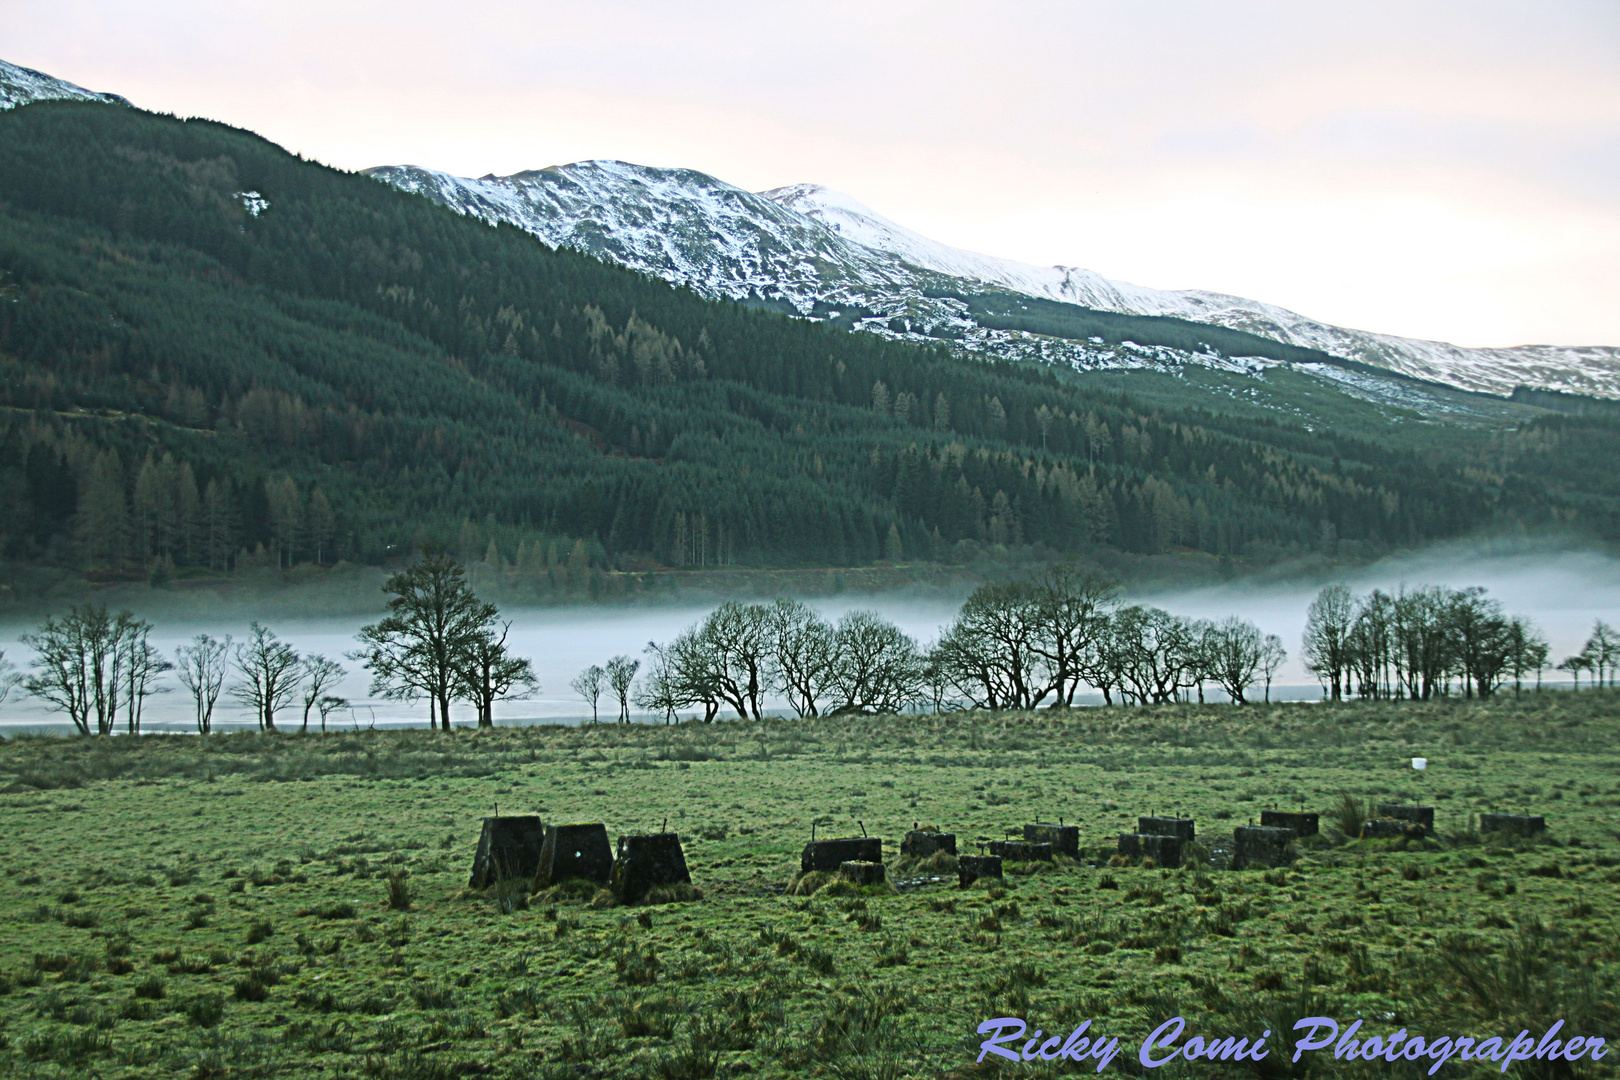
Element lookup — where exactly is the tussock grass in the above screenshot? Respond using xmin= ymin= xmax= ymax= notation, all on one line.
xmin=0 ymin=692 xmax=1614 ymax=1077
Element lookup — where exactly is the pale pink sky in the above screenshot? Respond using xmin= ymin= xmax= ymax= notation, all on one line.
xmin=5 ymin=0 xmax=1618 ymax=347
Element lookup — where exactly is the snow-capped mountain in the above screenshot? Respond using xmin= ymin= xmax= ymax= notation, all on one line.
xmin=4 ymin=55 xmax=1613 ymax=400
xmin=0 ymin=59 xmax=128 ymax=111
xmin=370 ymin=160 xmax=1620 ymax=400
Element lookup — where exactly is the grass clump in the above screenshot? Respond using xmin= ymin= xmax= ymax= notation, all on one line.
xmin=385 ymin=870 xmax=412 ymax=911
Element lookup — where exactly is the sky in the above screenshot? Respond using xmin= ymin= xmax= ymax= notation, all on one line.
xmin=5 ymin=0 xmax=1618 ymax=349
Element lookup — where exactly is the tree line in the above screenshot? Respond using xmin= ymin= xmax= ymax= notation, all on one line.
xmin=1299 ymin=583 xmax=1566 ymax=701
xmin=5 ymin=547 xmax=538 ymax=734
xmin=1 ymin=556 xmax=1593 ymax=736
xmin=594 ymin=575 xmax=1582 ymax=721
xmin=603 ymin=567 xmax=1290 ymax=722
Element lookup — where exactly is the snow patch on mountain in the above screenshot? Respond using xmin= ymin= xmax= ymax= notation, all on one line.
xmin=371 ymin=159 xmax=1620 ymax=400
xmin=0 ymin=59 xmax=129 ymax=111
xmin=2 ymin=55 xmax=1612 ymax=400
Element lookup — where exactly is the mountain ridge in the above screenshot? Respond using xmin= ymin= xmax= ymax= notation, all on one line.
xmin=4 ymin=55 xmax=1613 ymax=400
xmin=369 ymin=159 xmax=1620 ymax=400
xmin=0 ymin=58 xmax=129 ymax=112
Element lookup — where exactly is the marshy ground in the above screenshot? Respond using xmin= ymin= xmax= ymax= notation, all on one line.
xmin=0 ymin=693 xmax=1616 ymax=1079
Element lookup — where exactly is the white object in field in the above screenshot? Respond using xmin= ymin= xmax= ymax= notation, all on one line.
xmin=1412 ymin=757 xmax=1428 ymax=771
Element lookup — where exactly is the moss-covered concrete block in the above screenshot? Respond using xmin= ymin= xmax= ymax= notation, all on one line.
xmin=900 ymin=830 xmax=956 ymax=858
xmin=1137 ymin=816 xmax=1195 ymax=842
xmin=1117 ymin=833 xmax=1183 ymax=868
xmin=467 ymin=816 xmax=546 ymax=888
xmin=989 ymin=840 xmax=1052 ymax=862
xmin=1233 ymin=826 xmax=1296 ymax=869
xmin=1261 ymin=811 xmax=1319 ymax=837
xmin=801 ymin=837 xmax=881 ymax=873
xmin=611 ymin=832 xmax=692 ymax=904
xmin=1360 ymin=818 xmax=1425 ymax=842
xmin=1376 ymin=804 xmax=1435 ymax=834
xmin=839 ymin=860 xmax=886 ymax=886
xmin=958 ymin=855 xmax=1003 ymax=887
xmin=537 ymin=822 xmax=613 ymax=887
xmin=1023 ymin=823 xmax=1079 ymax=857
xmin=1479 ymin=813 xmax=1545 ymax=837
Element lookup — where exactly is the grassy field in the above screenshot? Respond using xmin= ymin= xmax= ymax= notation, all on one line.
xmin=0 ymin=693 xmax=1616 ymax=1079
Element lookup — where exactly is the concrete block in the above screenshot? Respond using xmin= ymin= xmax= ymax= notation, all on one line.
xmin=958 ymin=855 xmax=1003 ymax=887
xmin=1023 ymin=823 xmax=1079 ymax=857
xmin=1261 ymin=811 xmax=1319 ymax=837
xmin=1376 ymin=804 xmax=1435 ymax=833
xmin=611 ymin=832 xmax=692 ymax=905
xmin=1479 ymin=813 xmax=1545 ymax=837
xmin=468 ymin=816 xmax=546 ymax=888
xmin=537 ymin=822 xmax=613 ymax=887
xmin=1360 ymin=819 xmax=1425 ymax=842
xmin=801 ymin=837 xmax=881 ymax=874
xmin=839 ymin=860 xmax=886 ymax=886
xmin=1233 ymin=825 xmax=1296 ymax=869
xmin=900 ymin=830 xmax=957 ymax=858
xmin=989 ymin=840 xmax=1053 ymax=862
xmin=1117 ymin=833 xmax=1183 ymax=869
xmin=1137 ymin=817 xmax=1195 ymax=842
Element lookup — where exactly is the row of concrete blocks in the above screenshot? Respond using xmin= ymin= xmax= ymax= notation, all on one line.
xmin=804 ymin=823 xmax=1083 ymax=890
xmin=1116 ymin=812 xmax=1324 ymax=870
xmin=468 ymin=817 xmax=692 ymax=905
xmin=1358 ymin=806 xmax=1545 ymax=841
xmin=1117 ymin=815 xmax=1200 ymax=871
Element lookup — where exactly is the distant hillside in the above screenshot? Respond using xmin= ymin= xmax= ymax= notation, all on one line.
xmin=0 ymin=100 xmax=1616 ymax=592
xmin=371 ymin=160 xmax=1620 ymax=400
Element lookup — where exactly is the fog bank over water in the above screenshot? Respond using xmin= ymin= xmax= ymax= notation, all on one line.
xmin=1 ymin=539 xmax=1614 ymax=734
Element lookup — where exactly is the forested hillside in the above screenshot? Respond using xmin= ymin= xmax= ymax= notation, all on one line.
xmin=1 ymin=100 xmax=1616 ymax=587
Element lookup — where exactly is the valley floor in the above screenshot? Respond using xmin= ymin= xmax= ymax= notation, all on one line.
xmin=0 ymin=695 xmax=1616 ymax=1078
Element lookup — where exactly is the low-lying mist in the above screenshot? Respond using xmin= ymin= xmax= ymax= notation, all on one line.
xmin=2 ymin=538 xmax=1614 ymax=734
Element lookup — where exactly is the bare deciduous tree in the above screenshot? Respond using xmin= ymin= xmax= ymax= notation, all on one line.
xmin=1302 ymin=584 xmax=1356 ymax=700
xmin=0 ymin=648 xmax=22 ymax=706
xmin=1206 ymin=615 xmax=1264 ymax=706
xmin=232 ymin=622 xmax=302 ymax=731
xmin=570 ymin=664 xmax=606 ymax=723
xmin=766 ymin=599 xmax=834 ymax=717
xmin=1258 ymin=634 xmax=1287 ymax=703
xmin=299 ymin=654 xmax=347 ymax=732
xmin=606 ymin=654 xmax=640 ymax=723
xmin=825 ymin=611 xmax=921 ymax=715
xmin=21 ymin=605 xmax=121 ymax=736
xmin=118 ymin=614 xmax=171 ymax=735
xmin=176 ymin=634 xmax=231 ymax=734
xmin=353 ymin=547 xmax=497 ymax=730
xmin=457 ymin=622 xmax=536 ymax=728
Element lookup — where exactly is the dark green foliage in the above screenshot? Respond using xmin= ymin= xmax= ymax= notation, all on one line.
xmin=0 ymin=99 xmax=1614 ymax=583
xmin=953 ymin=288 xmax=1337 ymax=364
